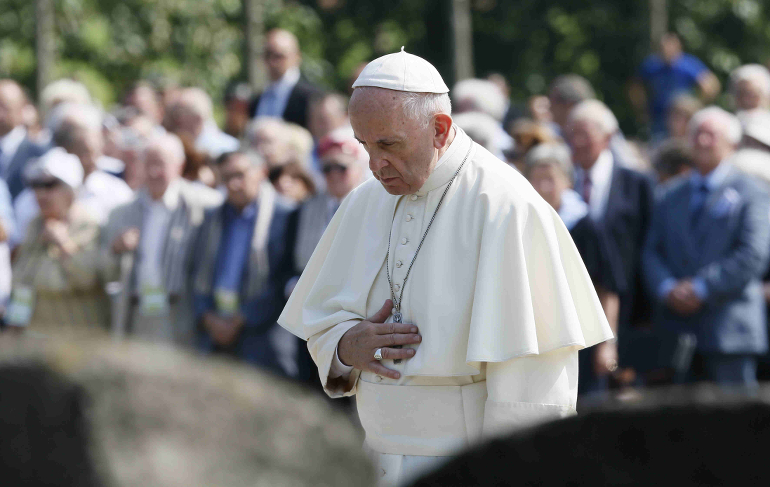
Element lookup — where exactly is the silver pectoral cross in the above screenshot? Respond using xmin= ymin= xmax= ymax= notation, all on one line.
xmin=392 ymin=311 xmax=403 ymax=363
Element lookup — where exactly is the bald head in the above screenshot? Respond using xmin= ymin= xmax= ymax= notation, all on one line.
xmin=0 ymin=80 xmax=27 ymax=136
xmin=265 ymin=29 xmax=301 ymax=82
xmin=167 ymin=87 xmax=213 ymax=138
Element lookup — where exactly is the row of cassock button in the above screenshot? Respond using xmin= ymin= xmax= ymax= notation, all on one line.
xmin=392 ymin=194 xmax=420 ymax=295
xmin=377 ymin=194 xmax=421 ymax=381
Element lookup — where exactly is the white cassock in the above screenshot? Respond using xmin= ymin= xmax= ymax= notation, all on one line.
xmin=278 ymin=127 xmax=613 ymax=486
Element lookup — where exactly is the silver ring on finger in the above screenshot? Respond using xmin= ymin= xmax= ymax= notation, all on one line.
xmin=374 ymin=348 xmax=383 ymax=361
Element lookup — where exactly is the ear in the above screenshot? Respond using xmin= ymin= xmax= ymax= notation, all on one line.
xmin=433 ymin=113 xmax=453 ymax=150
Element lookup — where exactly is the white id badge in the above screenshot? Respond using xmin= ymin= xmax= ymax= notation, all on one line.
xmin=214 ymin=289 xmax=239 ymax=316
xmin=6 ymin=285 xmax=35 ymax=326
xmin=140 ymin=285 xmax=169 ymax=317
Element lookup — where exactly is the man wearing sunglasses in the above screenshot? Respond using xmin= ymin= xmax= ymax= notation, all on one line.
xmin=249 ymin=29 xmax=321 ymax=130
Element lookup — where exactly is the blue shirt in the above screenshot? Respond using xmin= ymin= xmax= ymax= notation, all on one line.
xmin=639 ymin=53 xmax=708 ymax=136
xmin=688 ymin=161 xmax=731 ymax=213
xmin=213 ymin=201 xmax=258 ymax=293
xmin=657 ymin=163 xmax=732 ymax=301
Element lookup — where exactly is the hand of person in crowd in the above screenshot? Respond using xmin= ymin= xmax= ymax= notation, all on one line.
xmin=337 ymin=299 xmax=421 ymax=380
xmin=763 ymin=282 xmax=770 ymax=304
xmin=41 ymin=220 xmax=76 ymax=257
xmin=112 ymin=227 xmax=141 ymax=254
xmin=203 ymin=312 xmax=244 ymax=347
xmin=593 ymin=340 xmax=619 ymax=376
xmin=0 ymin=221 xmax=7 ymax=243
xmin=666 ymin=279 xmax=703 ymax=316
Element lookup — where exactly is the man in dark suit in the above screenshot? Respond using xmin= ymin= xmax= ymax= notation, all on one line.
xmin=643 ymin=107 xmax=770 ymax=387
xmin=566 ymin=100 xmax=655 ymax=394
xmin=249 ymin=29 xmax=321 ymax=130
xmin=0 ymin=80 xmax=47 ymax=199
xmin=192 ymin=151 xmax=298 ymax=377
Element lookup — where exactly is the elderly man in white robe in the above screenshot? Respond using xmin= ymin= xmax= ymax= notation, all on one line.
xmin=279 ymin=48 xmax=613 ymax=486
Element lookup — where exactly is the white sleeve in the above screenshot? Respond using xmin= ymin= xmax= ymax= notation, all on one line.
xmin=482 ymin=346 xmax=579 ymax=438
xmin=307 ymin=319 xmax=361 ymax=398
xmin=329 ymin=346 xmax=354 ymax=379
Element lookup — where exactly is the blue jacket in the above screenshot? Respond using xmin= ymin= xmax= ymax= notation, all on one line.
xmin=3 ymin=137 xmax=47 ymax=200
xmin=642 ymin=166 xmax=770 ymax=354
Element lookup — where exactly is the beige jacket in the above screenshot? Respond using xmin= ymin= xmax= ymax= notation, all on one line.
xmin=12 ymin=204 xmax=108 ymax=334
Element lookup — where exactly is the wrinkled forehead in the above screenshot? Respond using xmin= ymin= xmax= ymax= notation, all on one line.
xmin=350 ymin=87 xmax=402 ymax=113
xmin=349 ymin=88 xmax=409 ymax=136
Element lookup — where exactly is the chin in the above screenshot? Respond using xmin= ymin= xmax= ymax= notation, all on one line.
xmin=379 ymin=180 xmax=411 ymax=195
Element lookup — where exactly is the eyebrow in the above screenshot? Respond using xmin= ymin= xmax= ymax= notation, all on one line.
xmin=353 ymin=136 xmax=402 ymax=145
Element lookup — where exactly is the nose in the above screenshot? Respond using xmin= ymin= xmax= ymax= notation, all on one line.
xmin=369 ymin=154 xmax=388 ymax=174
xmin=227 ymin=178 xmax=243 ymax=192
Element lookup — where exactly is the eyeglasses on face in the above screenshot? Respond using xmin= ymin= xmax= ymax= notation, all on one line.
xmin=30 ymin=179 xmax=62 ymax=190
xmin=322 ymin=163 xmax=348 ymax=175
xmin=264 ymin=50 xmax=288 ymax=60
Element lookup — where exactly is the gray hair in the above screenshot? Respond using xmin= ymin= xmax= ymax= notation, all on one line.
xmin=452 ymin=111 xmax=500 ymax=154
xmin=549 ymin=75 xmax=596 ymax=104
xmin=730 ymin=64 xmax=770 ymax=100
xmin=568 ymin=99 xmax=619 ymax=135
xmin=50 ymin=103 xmax=103 ymax=148
xmin=354 ymin=87 xmax=452 ymax=128
xmin=176 ymin=87 xmax=214 ymax=121
xmin=400 ymin=91 xmax=452 ymax=128
xmin=688 ymin=106 xmax=742 ymax=145
xmin=144 ymin=132 xmax=186 ymax=166
xmin=218 ymin=150 xmax=265 ymax=168
xmin=243 ymin=117 xmax=286 ymax=150
xmin=452 ymin=79 xmax=506 ymax=121
xmin=525 ymin=142 xmax=574 ymax=180
xmin=40 ymin=79 xmax=92 ymax=118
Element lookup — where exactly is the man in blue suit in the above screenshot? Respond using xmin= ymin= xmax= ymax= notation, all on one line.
xmin=0 ymin=80 xmax=47 ymax=200
xmin=566 ymin=100 xmax=654 ymax=394
xmin=643 ymin=107 xmax=770 ymax=387
xmin=192 ymin=151 xmax=299 ymax=377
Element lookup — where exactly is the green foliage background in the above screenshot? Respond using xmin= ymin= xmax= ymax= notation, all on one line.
xmin=1 ymin=0 xmax=769 ymax=135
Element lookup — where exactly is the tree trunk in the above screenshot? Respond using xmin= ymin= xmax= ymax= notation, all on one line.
xmin=650 ymin=0 xmax=668 ymax=49
xmin=36 ymin=0 xmax=55 ymax=98
xmin=451 ymin=0 xmax=474 ymax=83
xmin=244 ymin=0 xmax=268 ymax=92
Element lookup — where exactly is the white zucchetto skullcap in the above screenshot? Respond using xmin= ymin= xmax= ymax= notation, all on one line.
xmin=352 ymin=46 xmax=449 ymax=94
xmin=24 ymin=147 xmax=84 ymax=190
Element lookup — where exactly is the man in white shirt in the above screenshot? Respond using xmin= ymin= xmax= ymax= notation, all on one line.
xmin=279 ymin=49 xmax=613 ymax=486
xmin=0 ymin=80 xmax=47 ymax=199
xmin=12 ymin=104 xmax=133 ymax=245
xmin=250 ymin=29 xmax=321 ymax=129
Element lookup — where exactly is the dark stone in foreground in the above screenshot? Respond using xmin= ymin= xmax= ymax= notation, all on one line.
xmin=412 ymin=386 xmax=770 ymax=487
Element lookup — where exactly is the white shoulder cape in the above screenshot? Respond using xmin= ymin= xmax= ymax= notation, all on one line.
xmin=279 ymin=133 xmax=613 ymax=376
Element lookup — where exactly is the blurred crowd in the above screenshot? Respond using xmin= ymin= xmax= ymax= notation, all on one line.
xmin=0 ymin=28 xmax=769 ymax=396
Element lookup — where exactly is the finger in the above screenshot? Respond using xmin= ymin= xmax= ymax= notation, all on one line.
xmin=367 ymin=299 xmax=394 ymax=324
xmin=366 ymin=361 xmax=401 ymax=380
xmin=374 ymin=333 xmax=422 ymax=347
xmin=379 ymin=347 xmax=416 ymax=361
xmin=374 ymin=322 xmax=418 ymax=335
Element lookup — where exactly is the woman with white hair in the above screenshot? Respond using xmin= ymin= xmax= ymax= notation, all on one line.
xmin=5 ymin=148 xmax=108 ymax=334
xmin=525 ymin=143 xmax=623 ymax=396
xmin=730 ymin=64 xmax=770 ymax=113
